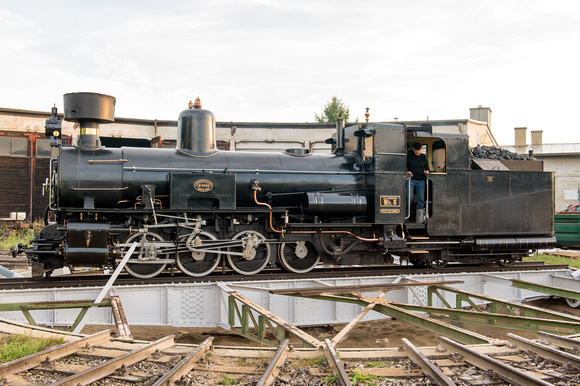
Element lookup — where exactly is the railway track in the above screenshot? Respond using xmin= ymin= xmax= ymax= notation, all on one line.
xmin=0 ymin=261 xmax=568 ymax=290
xmin=1 ymin=323 xmax=579 ymax=385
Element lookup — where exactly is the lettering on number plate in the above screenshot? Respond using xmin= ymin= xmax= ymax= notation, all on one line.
xmin=380 ymin=195 xmax=400 ymax=207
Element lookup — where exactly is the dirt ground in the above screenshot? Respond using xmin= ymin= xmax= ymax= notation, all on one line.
xmin=80 ymin=297 xmax=580 ymax=349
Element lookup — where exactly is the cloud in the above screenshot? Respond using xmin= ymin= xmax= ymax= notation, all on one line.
xmin=1 ymin=0 xmax=580 ymax=145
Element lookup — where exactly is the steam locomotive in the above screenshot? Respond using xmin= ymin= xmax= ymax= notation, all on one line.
xmin=25 ymin=92 xmax=556 ymax=278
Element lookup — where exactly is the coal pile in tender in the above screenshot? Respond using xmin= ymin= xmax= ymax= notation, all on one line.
xmin=470 ymin=145 xmax=535 ymax=160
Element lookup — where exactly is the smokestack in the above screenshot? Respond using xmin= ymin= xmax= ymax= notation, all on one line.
xmin=63 ymin=92 xmax=116 ymax=150
xmin=470 ymin=105 xmax=492 ymax=128
xmin=514 ymin=127 xmax=527 ymax=148
xmin=531 ymin=130 xmax=543 ymax=147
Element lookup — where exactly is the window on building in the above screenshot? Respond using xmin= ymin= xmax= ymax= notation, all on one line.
xmin=11 ymin=137 xmax=28 ymax=156
xmin=36 ymin=139 xmax=51 ymax=157
xmin=0 ymin=136 xmax=28 ymax=156
xmin=0 ymin=137 xmax=9 ymax=155
xmin=37 ymin=139 xmax=62 ymax=157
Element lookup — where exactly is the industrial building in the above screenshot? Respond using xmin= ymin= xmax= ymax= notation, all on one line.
xmin=504 ymin=127 xmax=580 ymax=211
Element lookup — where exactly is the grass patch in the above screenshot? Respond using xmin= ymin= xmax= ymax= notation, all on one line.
xmin=366 ymin=358 xmax=389 ymax=368
xmin=0 ymin=334 xmax=64 ymax=363
xmin=350 ymin=371 xmax=380 ymax=385
xmin=0 ymin=222 xmax=42 ymax=251
xmin=525 ymin=252 xmax=580 ymax=269
xmin=299 ymin=354 xmax=327 ymax=367
xmin=322 ymin=373 xmax=339 ymax=385
xmin=218 ymin=374 xmax=239 ymax=385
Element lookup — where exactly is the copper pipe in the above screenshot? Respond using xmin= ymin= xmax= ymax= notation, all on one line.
xmin=253 ymin=190 xmax=285 ymax=235
xmin=290 ymin=230 xmax=379 ymax=242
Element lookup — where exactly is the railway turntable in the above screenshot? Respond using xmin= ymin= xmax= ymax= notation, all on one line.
xmin=1 ymin=267 xmax=580 ymax=385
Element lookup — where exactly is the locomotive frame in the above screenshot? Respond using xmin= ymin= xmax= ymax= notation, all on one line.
xmin=25 ymin=93 xmax=556 ymax=278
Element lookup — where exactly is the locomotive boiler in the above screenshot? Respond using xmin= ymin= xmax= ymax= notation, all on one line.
xmin=26 ymin=92 xmax=556 ymax=278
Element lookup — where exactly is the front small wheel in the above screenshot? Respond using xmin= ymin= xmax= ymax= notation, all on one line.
xmin=566 ymin=298 xmax=580 ymax=308
xmin=428 ymin=259 xmax=448 ymax=269
xmin=496 ymin=258 xmax=515 ymax=267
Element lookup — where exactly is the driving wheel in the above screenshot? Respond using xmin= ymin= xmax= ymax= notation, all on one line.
xmin=123 ymin=231 xmax=167 ymax=278
xmin=177 ymin=231 xmax=222 ymax=277
xmin=227 ymin=230 xmax=271 ymax=275
xmin=278 ymin=241 xmax=320 ymax=273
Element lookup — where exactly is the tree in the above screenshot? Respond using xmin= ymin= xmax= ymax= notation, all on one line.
xmin=314 ymin=96 xmax=351 ymax=123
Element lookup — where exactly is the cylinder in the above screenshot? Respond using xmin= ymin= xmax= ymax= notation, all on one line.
xmin=177 ymin=106 xmax=217 ymax=153
xmin=64 ymin=222 xmax=110 ymax=265
xmin=303 ymin=192 xmax=367 ymax=216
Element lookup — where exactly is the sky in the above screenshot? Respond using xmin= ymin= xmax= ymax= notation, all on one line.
xmin=1 ymin=0 xmax=579 ymax=146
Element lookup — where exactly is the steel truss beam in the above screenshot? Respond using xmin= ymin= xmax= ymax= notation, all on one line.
xmin=270 ymin=281 xmax=493 ymax=345
xmin=483 ymin=274 xmax=580 ymax=301
xmin=416 ymin=285 xmax=580 ymax=334
xmin=303 ymin=293 xmax=492 ymax=344
xmin=0 ymin=298 xmax=128 ymax=335
xmin=221 ymin=284 xmax=322 ymax=348
xmin=1 ymin=268 xmax=575 ymax=332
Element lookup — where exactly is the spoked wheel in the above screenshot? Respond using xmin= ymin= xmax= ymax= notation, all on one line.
xmin=496 ymin=258 xmax=515 ymax=267
xmin=123 ymin=231 xmax=167 ymax=279
xmin=426 ymin=251 xmax=448 ymax=269
xmin=177 ymin=231 xmax=222 ymax=277
xmin=409 ymin=257 xmax=428 ymax=267
xmin=227 ymin=230 xmax=271 ymax=275
xmin=428 ymin=260 xmax=448 ymax=268
xmin=566 ymin=298 xmax=580 ymax=308
xmin=278 ymin=241 xmax=320 ymax=273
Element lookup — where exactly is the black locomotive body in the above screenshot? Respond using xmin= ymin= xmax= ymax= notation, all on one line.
xmin=26 ymin=93 xmax=556 ymax=278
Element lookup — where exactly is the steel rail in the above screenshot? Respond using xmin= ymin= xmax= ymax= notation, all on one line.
xmin=153 ymin=336 xmax=213 ymax=386
xmin=256 ymin=339 xmax=290 ymax=386
xmin=323 ymin=339 xmax=352 ymax=386
xmin=507 ymin=333 xmax=580 ymax=370
xmin=401 ymin=338 xmax=454 ymax=386
xmin=0 ymin=330 xmax=111 ymax=377
xmin=53 ymin=335 xmax=175 ymax=386
xmin=0 ymin=263 xmax=569 ymax=291
xmin=439 ymin=336 xmax=552 ymax=386
xmin=537 ymin=331 xmax=580 ymax=351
